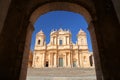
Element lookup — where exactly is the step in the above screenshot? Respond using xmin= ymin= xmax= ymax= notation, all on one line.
xmin=27 ymin=68 xmax=96 ymax=77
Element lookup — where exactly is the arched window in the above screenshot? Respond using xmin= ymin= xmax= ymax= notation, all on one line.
xmin=38 ymin=40 xmax=40 ymax=44
xmin=66 ymin=36 xmax=69 ymax=45
xmin=59 ymin=40 xmax=63 ymax=45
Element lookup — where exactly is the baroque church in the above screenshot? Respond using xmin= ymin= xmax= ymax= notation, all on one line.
xmin=32 ymin=28 xmax=94 ymax=68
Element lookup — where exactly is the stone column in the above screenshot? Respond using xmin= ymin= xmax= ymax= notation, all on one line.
xmin=50 ymin=53 xmax=52 ymax=67
xmin=54 ymin=37 xmax=56 ymax=45
xmin=79 ymin=52 xmax=81 ymax=67
xmin=70 ymin=52 xmax=71 ymax=67
xmin=40 ymin=54 xmax=42 ymax=67
xmin=54 ymin=53 xmax=57 ymax=67
xmin=51 ymin=37 xmax=53 ymax=45
xmin=66 ymin=53 xmax=68 ymax=67
xmin=70 ymin=52 xmax=73 ymax=67
xmin=42 ymin=53 xmax=45 ymax=67
xmin=79 ymin=52 xmax=82 ymax=68
xmin=64 ymin=53 xmax=66 ymax=67
xmin=78 ymin=51 xmax=80 ymax=67
xmin=56 ymin=52 xmax=58 ymax=67
xmin=51 ymin=53 xmax=54 ymax=67
xmin=81 ymin=53 xmax=84 ymax=68
xmin=44 ymin=52 xmax=46 ymax=68
xmin=49 ymin=53 xmax=51 ymax=67
xmin=70 ymin=45 xmax=73 ymax=67
xmin=52 ymin=53 xmax=54 ymax=67
xmin=68 ymin=52 xmax=71 ymax=67
xmin=53 ymin=53 xmax=54 ymax=67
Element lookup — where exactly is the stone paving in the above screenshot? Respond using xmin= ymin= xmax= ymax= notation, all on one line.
xmin=26 ymin=68 xmax=96 ymax=80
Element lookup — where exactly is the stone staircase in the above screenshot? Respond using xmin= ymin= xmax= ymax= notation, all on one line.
xmin=27 ymin=67 xmax=96 ymax=77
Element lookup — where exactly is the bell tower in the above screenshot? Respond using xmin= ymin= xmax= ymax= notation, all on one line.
xmin=35 ymin=30 xmax=45 ymax=46
xmin=77 ymin=29 xmax=88 ymax=47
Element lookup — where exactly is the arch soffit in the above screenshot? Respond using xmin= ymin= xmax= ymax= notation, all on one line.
xmin=30 ymin=2 xmax=92 ymax=25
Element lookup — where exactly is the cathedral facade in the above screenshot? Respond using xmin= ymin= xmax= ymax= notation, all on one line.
xmin=32 ymin=29 xmax=94 ymax=68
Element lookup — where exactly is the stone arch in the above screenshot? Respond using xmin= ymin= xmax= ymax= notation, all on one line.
xmin=29 ymin=2 xmax=93 ymax=25
xmin=3 ymin=0 xmax=120 ymax=80
xmin=20 ymin=2 xmax=100 ymax=80
xmin=0 ymin=0 xmax=120 ymax=80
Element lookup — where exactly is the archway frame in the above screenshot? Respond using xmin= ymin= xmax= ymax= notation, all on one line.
xmin=20 ymin=2 xmax=102 ymax=80
xmin=29 ymin=2 xmax=92 ymax=24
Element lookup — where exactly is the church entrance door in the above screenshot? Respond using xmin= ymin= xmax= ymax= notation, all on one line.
xmin=73 ymin=61 xmax=77 ymax=67
xmin=45 ymin=61 xmax=49 ymax=67
xmin=59 ymin=58 xmax=63 ymax=67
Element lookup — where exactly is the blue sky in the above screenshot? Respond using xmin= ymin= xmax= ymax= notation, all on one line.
xmin=30 ymin=11 xmax=93 ymax=52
